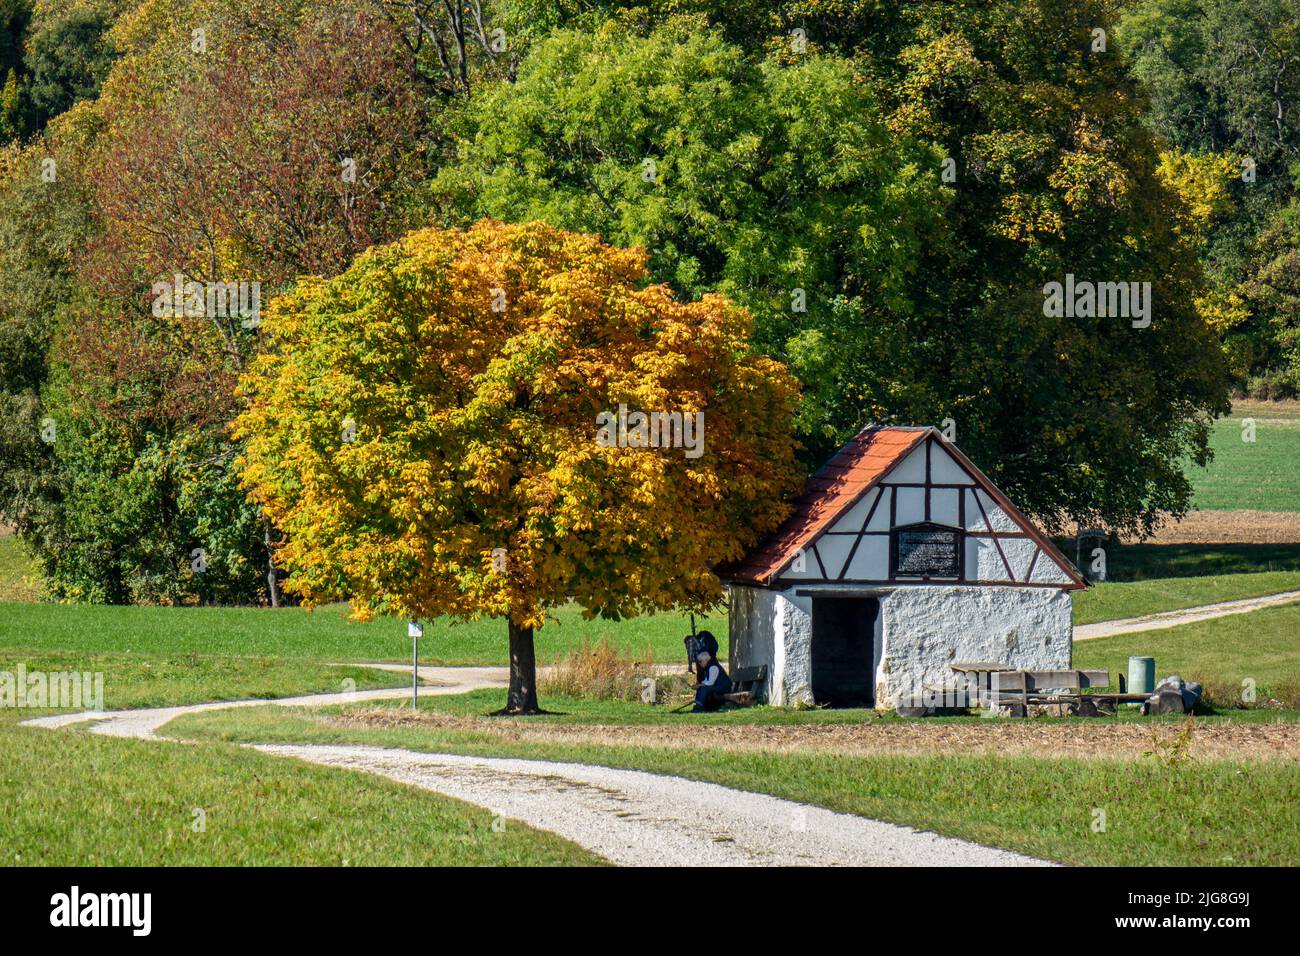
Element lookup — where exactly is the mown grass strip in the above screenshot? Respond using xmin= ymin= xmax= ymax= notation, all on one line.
xmin=0 ymin=721 xmax=601 ymax=866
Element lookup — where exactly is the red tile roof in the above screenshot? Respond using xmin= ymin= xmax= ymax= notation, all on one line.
xmin=721 ymin=426 xmax=930 ymax=586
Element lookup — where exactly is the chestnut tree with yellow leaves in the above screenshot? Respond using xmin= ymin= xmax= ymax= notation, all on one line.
xmin=235 ymin=220 xmax=802 ymax=712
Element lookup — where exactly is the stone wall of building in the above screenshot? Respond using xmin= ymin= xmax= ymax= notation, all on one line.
xmin=728 ymin=583 xmax=1072 ymax=709
xmin=877 ymin=585 xmax=1072 ymax=707
xmin=727 ymin=585 xmax=777 ymax=695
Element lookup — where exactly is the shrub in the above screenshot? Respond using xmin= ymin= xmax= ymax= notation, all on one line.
xmin=1245 ymin=370 xmax=1299 ymax=401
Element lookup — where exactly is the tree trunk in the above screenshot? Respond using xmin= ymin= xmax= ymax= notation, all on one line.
xmin=264 ymin=526 xmax=281 ymax=608
xmin=505 ymin=619 xmax=539 ymax=714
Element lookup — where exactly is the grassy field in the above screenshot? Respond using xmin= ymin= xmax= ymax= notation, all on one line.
xmin=2 ymin=581 xmax=1292 ymax=867
xmin=0 ymin=649 xmax=406 ymax=710
xmin=2 ymin=547 xmax=1299 ymax=667
xmin=165 ymin=700 xmax=1299 ymax=866
xmin=153 ymin=599 xmax=1299 ymax=867
xmin=1074 ymin=569 xmax=1300 ymax=624
xmin=1189 ymin=401 xmax=1300 ymax=511
xmin=2 ymin=398 xmax=1296 ymax=869
xmin=0 ymin=598 xmax=711 ymax=665
xmin=0 ymin=652 xmax=597 ymax=865
xmin=0 ymin=719 xmax=598 ymax=865
xmin=1074 ymin=602 xmax=1300 ymax=701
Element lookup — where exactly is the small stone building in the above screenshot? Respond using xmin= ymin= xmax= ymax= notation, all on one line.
xmin=721 ymin=426 xmax=1085 ymax=708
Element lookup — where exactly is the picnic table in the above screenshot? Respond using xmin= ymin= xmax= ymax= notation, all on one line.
xmin=947 ymin=662 xmax=1150 ymax=717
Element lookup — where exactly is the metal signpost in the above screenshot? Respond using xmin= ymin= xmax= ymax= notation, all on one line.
xmin=408 ymin=620 xmax=423 ymax=708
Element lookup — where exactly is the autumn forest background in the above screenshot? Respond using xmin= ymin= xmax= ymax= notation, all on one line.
xmin=0 ymin=0 xmax=1296 ymax=608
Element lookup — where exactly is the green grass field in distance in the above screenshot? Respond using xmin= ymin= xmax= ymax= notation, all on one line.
xmin=1189 ymin=403 xmax=1300 ymax=512
xmin=0 ymin=649 xmax=405 ymax=710
xmin=0 ymin=722 xmax=599 ymax=866
xmin=1073 ymin=570 xmax=1300 ymax=624
xmin=5 ymin=535 xmax=1299 ymax=668
xmin=1073 ymin=601 xmax=1300 ymax=695
xmin=3 ymin=556 xmax=1298 ymax=666
xmin=165 ymin=702 xmax=1300 ymax=867
xmin=0 ymin=599 xmax=710 ymax=665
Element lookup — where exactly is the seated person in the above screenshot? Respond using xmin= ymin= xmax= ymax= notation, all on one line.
xmin=692 ymin=649 xmax=733 ymax=713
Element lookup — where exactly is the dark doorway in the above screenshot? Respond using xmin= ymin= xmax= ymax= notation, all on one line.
xmin=811 ymin=597 xmax=879 ymax=708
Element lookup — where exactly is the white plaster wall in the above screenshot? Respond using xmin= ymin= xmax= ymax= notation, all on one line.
xmin=1000 ymin=537 xmax=1038 ymax=580
xmin=843 ymin=536 xmax=889 ymax=579
xmin=895 ymin=487 xmax=926 ymax=524
xmin=930 ymin=444 xmax=975 ymax=484
xmin=830 ymin=487 xmax=880 ymax=532
xmin=728 ymin=585 xmax=775 ymax=677
xmin=1030 ymin=555 xmax=1074 ymax=585
xmin=877 ymin=585 xmax=1071 ymax=708
xmin=730 ymin=582 xmax=1072 ymax=710
xmin=976 ymin=489 xmax=1018 ymax=531
xmin=889 ymin=445 xmax=927 ymax=483
xmin=930 ymin=487 xmax=961 ymax=525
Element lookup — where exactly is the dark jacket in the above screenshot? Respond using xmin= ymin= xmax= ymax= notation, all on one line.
xmin=695 ymin=660 xmax=732 ymax=696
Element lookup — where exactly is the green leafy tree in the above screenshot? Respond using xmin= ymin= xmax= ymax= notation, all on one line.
xmin=435 ymin=8 xmax=1229 ymax=535
xmin=1118 ymin=0 xmax=1300 ymax=392
xmin=434 ymin=17 xmax=952 ymax=463
xmin=0 ymin=0 xmax=29 ymax=82
xmin=0 ymin=0 xmax=31 ymax=140
xmin=1237 ymin=169 xmax=1300 ymax=395
xmin=13 ymin=0 xmax=432 ymax=604
xmin=22 ymin=0 xmax=119 ymax=130
xmin=0 ymin=139 xmax=93 ymax=537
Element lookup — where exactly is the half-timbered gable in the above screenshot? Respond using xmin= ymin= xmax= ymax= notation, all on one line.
xmin=765 ymin=429 xmax=1081 ymax=589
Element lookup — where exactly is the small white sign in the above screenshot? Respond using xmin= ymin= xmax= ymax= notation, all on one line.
xmin=407 ymin=621 xmax=423 ymax=639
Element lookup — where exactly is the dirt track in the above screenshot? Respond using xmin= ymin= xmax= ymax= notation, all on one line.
xmin=329 ymin=708 xmax=1300 ymax=763
xmin=1126 ymin=509 xmax=1299 ymax=544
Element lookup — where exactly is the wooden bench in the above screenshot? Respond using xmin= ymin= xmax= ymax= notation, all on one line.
xmin=723 ymin=665 xmax=767 ymax=706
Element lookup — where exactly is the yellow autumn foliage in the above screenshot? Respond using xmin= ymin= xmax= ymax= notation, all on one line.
xmin=234 ymin=220 xmax=803 ymax=629
xmin=1155 ymin=149 xmax=1239 ymax=245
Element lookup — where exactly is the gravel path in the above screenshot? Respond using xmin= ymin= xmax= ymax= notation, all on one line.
xmin=254 ymin=743 xmax=1050 ymax=867
xmin=1073 ymin=589 xmax=1300 ymax=641
xmin=21 ymin=664 xmax=1048 ymax=866
xmin=19 ymin=666 xmax=508 ymax=738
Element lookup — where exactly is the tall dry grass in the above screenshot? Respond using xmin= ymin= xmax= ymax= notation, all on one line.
xmin=539 ymin=638 xmax=657 ymax=701
xmin=1198 ymin=676 xmax=1300 ymax=710
xmin=538 ymin=637 xmax=694 ymax=704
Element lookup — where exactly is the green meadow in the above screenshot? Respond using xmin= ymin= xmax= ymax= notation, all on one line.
xmin=1190 ymin=404 xmax=1300 ymax=512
